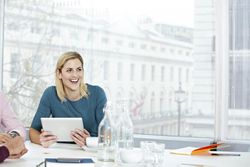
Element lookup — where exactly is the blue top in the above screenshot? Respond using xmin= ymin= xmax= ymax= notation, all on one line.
xmin=31 ymin=84 xmax=107 ymax=137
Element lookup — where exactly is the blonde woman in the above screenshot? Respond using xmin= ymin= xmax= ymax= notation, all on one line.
xmin=29 ymin=51 xmax=107 ymax=148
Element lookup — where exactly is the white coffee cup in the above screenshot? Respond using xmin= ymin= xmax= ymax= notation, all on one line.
xmin=86 ymin=137 xmax=98 ymax=148
xmin=120 ymin=148 xmax=143 ymax=163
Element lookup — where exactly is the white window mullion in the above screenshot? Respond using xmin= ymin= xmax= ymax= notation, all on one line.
xmin=215 ymin=0 xmax=229 ymax=141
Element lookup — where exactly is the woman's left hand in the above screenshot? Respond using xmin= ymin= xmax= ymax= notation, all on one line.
xmin=0 ymin=133 xmax=11 ymax=144
xmin=70 ymin=129 xmax=90 ymax=147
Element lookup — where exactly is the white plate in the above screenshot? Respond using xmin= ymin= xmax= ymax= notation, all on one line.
xmin=82 ymin=146 xmax=98 ymax=152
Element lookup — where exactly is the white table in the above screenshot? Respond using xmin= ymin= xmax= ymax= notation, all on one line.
xmin=2 ymin=141 xmax=250 ymax=167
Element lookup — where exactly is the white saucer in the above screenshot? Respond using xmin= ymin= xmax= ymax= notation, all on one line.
xmin=82 ymin=146 xmax=98 ymax=152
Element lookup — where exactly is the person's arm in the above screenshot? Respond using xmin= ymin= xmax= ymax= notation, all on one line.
xmin=29 ymin=128 xmax=41 ymax=145
xmin=70 ymin=129 xmax=90 ymax=147
xmin=29 ymin=128 xmax=57 ymax=148
xmin=30 ymin=87 xmax=57 ymax=147
xmin=0 ymin=92 xmax=26 ymax=140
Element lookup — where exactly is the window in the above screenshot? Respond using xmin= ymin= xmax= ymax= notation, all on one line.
xmin=141 ymin=64 xmax=146 ymax=81
xmin=161 ymin=66 xmax=165 ymax=82
xmin=151 ymin=45 xmax=156 ymax=51
xmin=170 ymin=48 xmax=175 ymax=54
xmin=160 ymin=47 xmax=165 ymax=53
xmin=227 ymin=0 xmax=250 ymax=140
xmin=151 ymin=65 xmax=155 ymax=81
xmin=130 ymin=63 xmax=135 ymax=81
xmin=7 ymin=22 xmax=19 ymax=31
xmin=160 ymin=91 xmax=164 ymax=114
xmin=10 ymin=53 xmax=20 ymax=78
xmin=186 ymin=69 xmax=189 ymax=83
xmin=101 ymin=37 xmax=109 ymax=44
xmin=30 ymin=22 xmax=42 ymax=34
xmin=128 ymin=42 xmax=135 ymax=48
xmin=170 ymin=67 xmax=174 ymax=82
xmin=140 ymin=44 xmax=147 ymax=50
xmin=116 ymin=40 xmax=123 ymax=46
xmin=1 ymin=0 xmax=250 ymax=143
xmin=117 ymin=62 xmax=123 ymax=81
xmin=150 ymin=92 xmax=155 ymax=115
xmin=103 ymin=60 xmax=109 ymax=80
xmin=178 ymin=68 xmax=182 ymax=83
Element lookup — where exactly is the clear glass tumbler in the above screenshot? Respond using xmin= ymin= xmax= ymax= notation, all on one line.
xmin=140 ymin=141 xmax=165 ymax=167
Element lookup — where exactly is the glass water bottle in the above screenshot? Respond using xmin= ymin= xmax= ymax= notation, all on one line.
xmin=97 ymin=102 xmax=116 ymax=162
xmin=115 ymin=100 xmax=134 ymax=164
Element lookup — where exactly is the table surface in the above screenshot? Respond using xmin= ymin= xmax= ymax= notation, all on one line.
xmin=2 ymin=141 xmax=250 ymax=167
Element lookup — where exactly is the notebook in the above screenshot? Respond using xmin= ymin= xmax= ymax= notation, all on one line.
xmin=170 ymin=143 xmax=223 ymax=155
xmin=41 ymin=117 xmax=84 ymax=142
xmin=45 ymin=158 xmax=94 ymax=167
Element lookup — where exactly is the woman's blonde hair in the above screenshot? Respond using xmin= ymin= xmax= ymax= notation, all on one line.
xmin=55 ymin=51 xmax=88 ymax=102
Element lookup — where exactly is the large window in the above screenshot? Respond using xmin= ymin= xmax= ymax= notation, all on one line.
xmin=0 ymin=0 xmax=250 ymax=142
xmin=227 ymin=0 xmax=250 ymax=140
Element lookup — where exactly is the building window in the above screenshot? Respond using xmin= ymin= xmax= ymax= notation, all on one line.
xmin=140 ymin=44 xmax=147 ymax=50
xmin=178 ymin=68 xmax=182 ymax=83
xmin=7 ymin=23 xmax=19 ymax=31
xmin=151 ymin=45 xmax=156 ymax=51
xmin=161 ymin=66 xmax=165 ymax=82
xmin=186 ymin=69 xmax=189 ymax=83
xmin=116 ymin=40 xmax=123 ymax=46
xmin=160 ymin=91 xmax=164 ymax=114
xmin=160 ymin=47 xmax=166 ymax=52
xmin=103 ymin=60 xmax=109 ymax=80
xmin=101 ymin=37 xmax=109 ymax=44
xmin=170 ymin=67 xmax=174 ymax=82
xmin=117 ymin=62 xmax=123 ymax=81
xmin=10 ymin=53 xmax=20 ymax=78
xmin=129 ymin=42 xmax=135 ymax=48
xmin=130 ymin=63 xmax=135 ymax=81
xmin=170 ymin=48 xmax=175 ymax=54
xmin=178 ymin=50 xmax=183 ymax=55
xmin=30 ymin=22 xmax=42 ymax=34
xmin=150 ymin=92 xmax=155 ymax=115
xmin=141 ymin=64 xmax=146 ymax=81
xmin=151 ymin=65 xmax=155 ymax=81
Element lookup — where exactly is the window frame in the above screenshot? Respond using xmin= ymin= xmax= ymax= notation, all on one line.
xmin=0 ymin=0 xmax=250 ymax=147
xmin=0 ymin=0 xmax=4 ymax=90
xmin=214 ymin=0 xmax=229 ymax=142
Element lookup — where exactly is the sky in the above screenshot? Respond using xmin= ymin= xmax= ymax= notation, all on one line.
xmin=77 ymin=0 xmax=194 ymax=28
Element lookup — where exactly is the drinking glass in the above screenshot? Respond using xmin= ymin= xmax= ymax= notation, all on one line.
xmin=140 ymin=141 xmax=165 ymax=167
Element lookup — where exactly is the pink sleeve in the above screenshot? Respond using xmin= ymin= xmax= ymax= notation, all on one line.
xmin=0 ymin=92 xmax=26 ymax=140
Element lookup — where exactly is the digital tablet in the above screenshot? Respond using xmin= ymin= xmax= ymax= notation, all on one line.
xmin=41 ymin=117 xmax=84 ymax=142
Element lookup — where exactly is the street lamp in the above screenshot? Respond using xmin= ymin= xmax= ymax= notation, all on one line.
xmin=174 ymin=82 xmax=187 ymax=136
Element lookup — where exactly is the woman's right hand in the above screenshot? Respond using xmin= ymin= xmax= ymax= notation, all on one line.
xmin=39 ymin=129 xmax=57 ymax=148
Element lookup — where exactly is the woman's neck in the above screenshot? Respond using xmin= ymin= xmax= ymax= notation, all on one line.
xmin=66 ymin=90 xmax=81 ymax=101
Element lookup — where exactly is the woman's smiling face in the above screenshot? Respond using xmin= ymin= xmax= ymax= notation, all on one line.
xmin=58 ymin=58 xmax=83 ymax=93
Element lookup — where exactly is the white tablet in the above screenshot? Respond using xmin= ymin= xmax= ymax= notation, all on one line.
xmin=41 ymin=117 xmax=84 ymax=142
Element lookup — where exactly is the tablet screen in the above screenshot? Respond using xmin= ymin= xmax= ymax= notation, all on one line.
xmin=41 ymin=117 xmax=84 ymax=142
